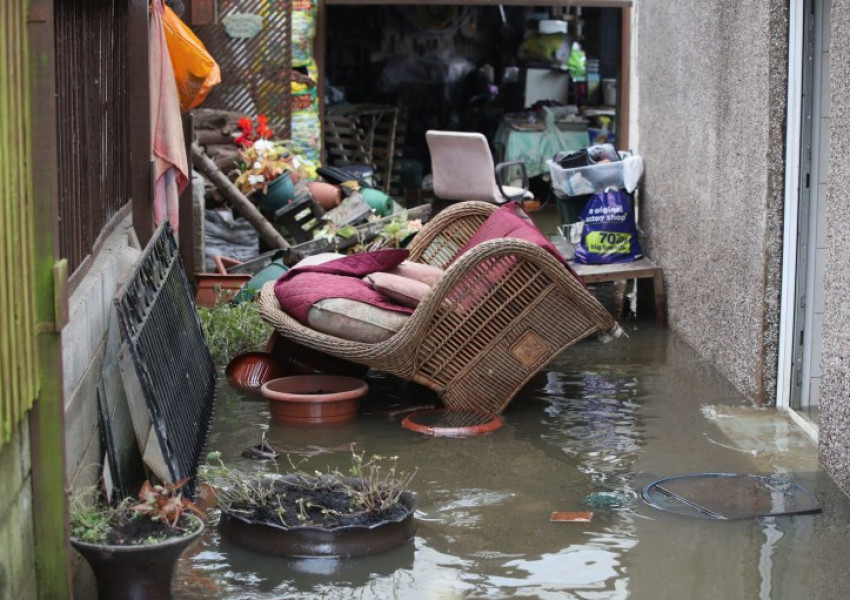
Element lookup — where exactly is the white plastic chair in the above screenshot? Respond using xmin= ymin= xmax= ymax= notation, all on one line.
xmin=426 ymin=130 xmax=533 ymax=204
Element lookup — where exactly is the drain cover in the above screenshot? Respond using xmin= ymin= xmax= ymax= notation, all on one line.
xmin=643 ymin=473 xmax=821 ymax=520
xmin=401 ymin=409 xmax=503 ymax=437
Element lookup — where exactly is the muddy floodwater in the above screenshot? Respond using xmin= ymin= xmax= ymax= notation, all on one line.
xmin=174 ymin=324 xmax=850 ymax=600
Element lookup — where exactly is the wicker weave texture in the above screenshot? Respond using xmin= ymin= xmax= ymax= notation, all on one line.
xmin=257 ymin=202 xmax=617 ymax=414
xmin=407 ymin=202 xmax=496 ymax=268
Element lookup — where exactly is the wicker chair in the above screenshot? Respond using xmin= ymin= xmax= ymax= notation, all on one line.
xmin=257 ymin=201 xmax=620 ymax=414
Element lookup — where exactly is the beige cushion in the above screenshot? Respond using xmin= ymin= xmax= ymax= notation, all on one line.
xmin=363 ymin=272 xmax=431 ymax=308
xmin=294 ymin=252 xmax=345 ymax=268
xmin=307 ymin=298 xmax=409 ymax=343
xmin=388 ymin=261 xmax=444 ymax=286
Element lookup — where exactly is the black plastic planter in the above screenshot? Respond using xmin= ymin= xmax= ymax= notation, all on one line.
xmin=71 ymin=521 xmax=204 ymax=600
xmin=220 ymin=491 xmax=416 ymax=558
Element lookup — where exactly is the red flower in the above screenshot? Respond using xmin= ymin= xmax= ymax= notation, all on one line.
xmin=237 ymin=117 xmax=254 ymax=134
xmin=235 ymin=114 xmax=274 ymax=146
xmin=257 ymin=124 xmax=274 ymax=140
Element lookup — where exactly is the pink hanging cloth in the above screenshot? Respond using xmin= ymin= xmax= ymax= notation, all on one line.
xmin=149 ymin=0 xmax=188 ymax=230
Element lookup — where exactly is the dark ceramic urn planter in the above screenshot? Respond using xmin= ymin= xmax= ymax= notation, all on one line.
xmin=220 ymin=489 xmax=416 ymax=558
xmin=260 ymin=375 xmax=368 ymax=425
xmin=71 ymin=520 xmax=204 ymax=600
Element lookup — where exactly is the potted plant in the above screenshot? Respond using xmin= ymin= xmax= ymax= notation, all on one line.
xmin=231 ymin=114 xmax=317 ymax=212
xmin=69 ymin=479 xmax=206 ymax=600
xmin=205 ymin=450 xmax=417 ymax=558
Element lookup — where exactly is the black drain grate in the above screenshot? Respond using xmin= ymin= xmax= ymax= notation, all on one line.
xmin=643 ymin=473 xmax=822 ymax=520
xmin=115 ymin=223 xmax=215 ymax=497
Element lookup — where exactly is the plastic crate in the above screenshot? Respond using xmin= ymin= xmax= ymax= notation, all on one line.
xmin=547 ymin=155 xmax=644 ymax=197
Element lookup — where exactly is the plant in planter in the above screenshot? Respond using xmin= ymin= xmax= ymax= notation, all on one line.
xmin=197 ymin=298 xmax=273 ymax=366
xmin=204 ymin=450 xmax=418 ymax=557
xmin=231 ymin=116 xmax=318 ymax=213
xmin=69 ymin=479 xmax=206 ymax=600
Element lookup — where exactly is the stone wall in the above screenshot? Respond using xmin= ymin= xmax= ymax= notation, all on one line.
xmin=819 ymin=1 xmax=850 ymax=493
xmin=0 ymin=421 xmax=36 ymax=600
xmin=62 ymin=217 xmax=140 ymax=596
xmin=636 ymin=0 xmax=788 ymax=405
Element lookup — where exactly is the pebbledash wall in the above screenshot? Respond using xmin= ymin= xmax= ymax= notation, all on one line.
xmin=637 ymin=0 xmax=850 ymax=494
xmin=819 ymin=2 xmax=850 ymax=494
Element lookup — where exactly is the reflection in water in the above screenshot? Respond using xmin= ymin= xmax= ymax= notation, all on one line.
xmin=175 ymin=329 xmax=848 ymax=599
xmin=177 ymin=355 xmax=647 ymax=599
xmin=539 ymin=367 xmax=644 ymax=498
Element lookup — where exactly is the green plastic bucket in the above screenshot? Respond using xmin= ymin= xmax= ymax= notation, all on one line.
xmin=231 ymin=259 xmax=288 ymax=304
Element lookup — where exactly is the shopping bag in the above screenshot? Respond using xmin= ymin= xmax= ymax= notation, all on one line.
xmin=162 ymin=4 xmax=221 ymax=111
xmin=574 ymin=189 xmax=643 ymax=264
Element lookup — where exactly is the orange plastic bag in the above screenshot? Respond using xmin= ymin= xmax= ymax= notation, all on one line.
xmin=162 ymin=5 xmax=221 ymax=111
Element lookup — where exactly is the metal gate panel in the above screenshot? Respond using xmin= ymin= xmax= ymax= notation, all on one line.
xmin=115 ymin=224 xmax=216 ymax=495
xmin=194 ymin=0 xmax=293 ymax=138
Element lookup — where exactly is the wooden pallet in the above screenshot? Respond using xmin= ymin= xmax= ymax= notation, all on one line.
xmin=323 ymin=105 xmax=401 ymax=194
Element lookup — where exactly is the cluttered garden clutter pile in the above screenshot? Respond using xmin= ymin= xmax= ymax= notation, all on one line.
xmin=191 ymin=108 xmax=431 ymax=310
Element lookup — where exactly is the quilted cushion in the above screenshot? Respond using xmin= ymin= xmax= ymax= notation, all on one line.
xmin=451 ymin=203 xmax=580 ymax=280
xmin=439 ymin=204 xmax=584 ymax=313
xmin=307 ymin=298 xmax=409 ymax=343
xmin=274 ymin=249 xmax=412 ymax=324
xmin=363 ymin=272 xmax=431 ymax=308
xmin=388 ymin=261 xmax=444 ymax=286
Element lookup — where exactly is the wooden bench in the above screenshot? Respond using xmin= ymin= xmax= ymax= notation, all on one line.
xmin=570 ymin=257 xmax=667 ymax=326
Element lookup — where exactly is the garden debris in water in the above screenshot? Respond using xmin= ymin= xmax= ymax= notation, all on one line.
xmin=550 ymin=511 xmax=593 ymax=523
xmin=585 ymin=491 xmax=633 ymax=508
xmin=241 ymin=434 xmax=280 ymax=460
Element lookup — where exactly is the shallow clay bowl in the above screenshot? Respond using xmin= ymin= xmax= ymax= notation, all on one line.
xmin=260 ymin=375 xmax=368 ymax=425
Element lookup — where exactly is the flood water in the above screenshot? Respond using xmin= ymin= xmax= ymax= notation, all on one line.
xmin=174 ymin=324 xmax=850 ymax=600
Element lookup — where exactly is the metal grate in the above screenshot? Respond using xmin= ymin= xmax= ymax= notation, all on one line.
xmin=194 ymin=0 xmax=292 ymax=138
xmin=643 ymin=473 xmax=822 ymax=520
xmin=115 ymin=223 xmax=215 ymax=496
xmin=0 ymin=0 xmax=39 ymax=450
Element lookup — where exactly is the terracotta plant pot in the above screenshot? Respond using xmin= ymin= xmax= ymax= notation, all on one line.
xmin=71 ymin=521 xmax=204 ymax=600
xmin=260 ymin=375 xmax=368 ymax=425
xmin=194 ymin=273 xmax=252 ymax=307
xmin=307 ymin=181 xmax=343 ymax=210
xmin=225 ymin=351 xmax=289 ymax=395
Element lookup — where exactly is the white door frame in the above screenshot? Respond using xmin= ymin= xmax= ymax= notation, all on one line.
xmin=778 ymin=0 xmax=819 ymax=441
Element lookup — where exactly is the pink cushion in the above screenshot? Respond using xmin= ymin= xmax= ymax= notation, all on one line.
xmin=363 ymin=272 xmax=431 ymax=308
xmin=451 ymin=203 xmax=581 ymax=281
xmin=307 ymin=298 xmax=409 ymax=343
xmin=388 ymin=261 xmax=444 ymax=286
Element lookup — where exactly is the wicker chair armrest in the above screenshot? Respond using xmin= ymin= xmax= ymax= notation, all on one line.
xmin=407 ymin=201 xmax=498 ymax=268
xmin=400 ymin=238 xmax=618 ymax=412
xmin=413 ymin=237 xmax=613 ymax=330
